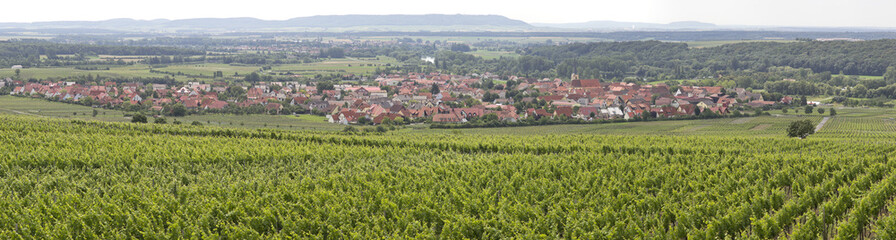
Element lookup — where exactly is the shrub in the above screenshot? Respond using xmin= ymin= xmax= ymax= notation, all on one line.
xmin=787 ymin=119 xmax=815 ymax=138
xmin=131 ymin=114 xmax=148 ymax=123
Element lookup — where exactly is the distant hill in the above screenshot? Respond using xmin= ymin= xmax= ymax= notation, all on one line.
xmin=284 ymin=15 xmax=530 ymax=28
xmin=1 ymin=16 xmax=893 ymax=34
xmin=0 ymin=15 xmax=533 ymax=32
xmin=532 ymin=20 xmax=718 ymax=30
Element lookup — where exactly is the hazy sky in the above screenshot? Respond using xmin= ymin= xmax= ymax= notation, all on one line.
xmin=5 ymin=0 xmax=895 ymax=27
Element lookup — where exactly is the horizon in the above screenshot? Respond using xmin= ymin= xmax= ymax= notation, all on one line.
xmin=5 ymin=0 xmax=896 ymax=28
xmin=2 ymin=14 xmax=894 ymax=30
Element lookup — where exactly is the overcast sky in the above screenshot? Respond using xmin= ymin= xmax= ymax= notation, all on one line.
xmin=4 ymin=0 xmax=895 ymax=27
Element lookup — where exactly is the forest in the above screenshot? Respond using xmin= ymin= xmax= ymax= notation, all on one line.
xmin=0 ymin=41 xmax=204 ymax=68
xmin=432 ymin=40 xmax=896 ymax=79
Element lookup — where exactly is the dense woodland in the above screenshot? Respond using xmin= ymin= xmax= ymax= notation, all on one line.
xmin=0 ymin=41 xmax=203 ymax=67
xmin=433 ymin=40 xmax=896 ymax=79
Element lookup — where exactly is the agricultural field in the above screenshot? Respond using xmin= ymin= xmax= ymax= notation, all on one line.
xmin=833 ymin=74 xmax=885 ymax=80
xmin=0 ymin=65 xmax=172 ymax=80
xmin=684 ymin=40 xmax=797 ymax=48
xmin=268 ymin=56 xmax=400 ymax=78
xmin=4 ymin=94 xmax=896 ymax=238
xmin=3 ymin=106 xmax=896 ymax=238
xmin=0 ymin=56 xmax=399 ymax=82
xmin=356 ymin=36 xmax=607 ymax=44
xmin=419 ymin=114 xmax=824 ymax=137
xmin=0 ymin=96 xmax=340 ymax=131
xmin=468 ymin=50 xmax=520 ymax=60
xmin=3 ymin=95 xmax=894 ymax=137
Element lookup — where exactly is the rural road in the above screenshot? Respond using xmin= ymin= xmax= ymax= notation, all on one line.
xmin=816 ymin=117 xmax=830 ymax=132
xmin=0 ymin=108 xmax=44 ymax=117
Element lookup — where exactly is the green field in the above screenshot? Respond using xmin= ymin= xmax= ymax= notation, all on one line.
xmin=833 ymin=74 xmax=885 ymax=80
xmin=468 ymin=50 xmax=520 ymax=60
xmin=4 ymin=95 xmax=894 ymax=137
xmin=0 ymin=56 xmax=400 ymax=82
xmin=0 ymin=65 xmax=169 ymax=80
xmin=356 ymin=36 xmax=608 ymax=44
xmin=0 ymin=96 xmax=340 ymax=131
xmin=269 ymin=56 xmax=401 ymax=77
xmin=152 ymin=63 xmax=263 ymax=78
xmin=684 ymin=40 xmax=797 ymax=48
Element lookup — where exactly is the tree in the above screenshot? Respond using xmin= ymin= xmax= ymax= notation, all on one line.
xmin=168 ymin=104 xmax=187 ymax=117
xmin=450 ymin=44 xmax=471 ymax=52
xmin=804 ymin=106 xmax=814 ymax=114
xmin=782 ymin=108 xmax=788 ymax=113
xmin=131 ymin=114 xmax=147 ymax=123
xmin=154 ymin=117 xmax=167 ymax=124
xmin=854 ymin=84 xmax=868 ymax=97
xmin=830 ymin=108 xmax=837 ymax=116
xmin=787 ymin=119 xmax=815 ymax=138
xmin=316 ymin=82 xmax=335 ymax=94
xmin=244 ymin=72 xmax=261 ymax=82
xmin=817 ymin=108 xmax=825 ymax=114
xmin=92 ymin=109 xmax=98 ymax=117
xmin=886 ymin=66 xmax=896 ymax=84
xmin=800 ymin=96 xmax=808 ymax=106
xmin=430 ymin=83 xmax=440 ymax=95
xmin=358 ymin=117 xmax=372 ymax=125
xmin=327 ymin=48 xmax=345 ymax=58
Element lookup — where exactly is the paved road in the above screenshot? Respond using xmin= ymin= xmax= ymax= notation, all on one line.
xmin=816 ymin=117 xmax=830 ymax=132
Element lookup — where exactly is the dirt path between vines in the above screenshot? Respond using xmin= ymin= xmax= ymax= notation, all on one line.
xmin=815 ymin=117 xmax=830 ymax=132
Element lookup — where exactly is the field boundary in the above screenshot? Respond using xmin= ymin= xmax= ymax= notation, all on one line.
xmin=816 ymin=117 xmax=830 ymax=132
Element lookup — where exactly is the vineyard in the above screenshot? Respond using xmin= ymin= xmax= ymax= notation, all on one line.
xmin=2 ymin=110 xmax=896 ymax=238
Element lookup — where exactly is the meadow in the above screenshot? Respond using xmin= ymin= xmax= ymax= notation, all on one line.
xmin=355 ymin=36 xmax=607 ymax=44
xmin=684 ymin=40 xmax=797 ymax=48
xmin=0 ymin=96 xmax=341 ymax=131
xmin=468 ymin=50 xmax=520 ymax=60
xmin=4 ymin=95 xmax=893 ymax=137
xmin=0 ymin=56 xmax=400 ymax=82
xmin=269 ymin=56 xmax=401 ymax=78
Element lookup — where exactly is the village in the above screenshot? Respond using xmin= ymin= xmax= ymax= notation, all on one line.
xmin=4 ymin=73 xmax=788 ymax=126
